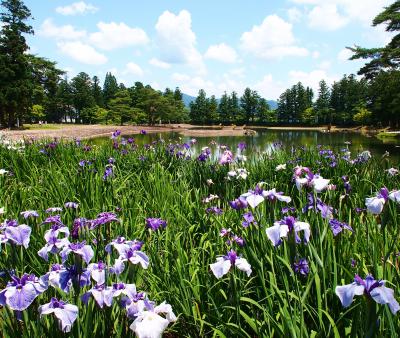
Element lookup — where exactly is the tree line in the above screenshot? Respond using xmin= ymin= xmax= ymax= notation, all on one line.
xmin=31 ymin=70 xmax=188 ymax=125
xmin=189 ymin=88 xmax=275 ymax=125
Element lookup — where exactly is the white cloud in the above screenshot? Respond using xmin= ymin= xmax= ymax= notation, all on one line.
xmin=363 ymin=25 xmax=395 ymax=45
xmin=56 ymin=1 xmax=98 ymax=16
xmin=89 ymin=22 xmax=149 ymax=50
xmin=336 ymin=0 xmax=392 ymax=25
xmin=228 ymin=67 xmax=246 ymax=78
xmin=308 ymin=4 xmax=348 ymax=31
xmin=253 ymin=74 xmax=286 ymax=100
xmin=337 ymin=48 xmax=353 ymax=62
xmin=312 ymin=51 xmax=320 ymax=59
xmin=57 ymin=41 xmax=107 ymax=65
xmin=155 ymin=10 xmax=205 ymax=73
xmin=287 ymin=7 xmax=302 ymax=22
xmin=317 ymin=60 xmax=331 ymax=70
xmin=124 ymin=62 xmax=144 ymax=76
xmin=240 ymin=15 xmax=309 ymax=59
xmin=204 ymin=43 xmax=238 ymax=63
xmin=39 ymin=18 xmax=87 ymax=40
xmin=171 ymin=71 xmax=283 ymax=99
xmin=291 ymin=0 xmax=392 ymax=26
xmin=149 ymin=58 xmax=171 ymax=69
xmin=288 ymin=69 xmax=338 ymax=94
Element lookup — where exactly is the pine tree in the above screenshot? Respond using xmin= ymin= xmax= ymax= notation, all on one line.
xmin=102 ymin=72 xmax=118 ymax=108
xmin=0 ymin=0 xmax=33 ymax=127
xmin=56 ymin=77 xmax=73 ymax=123
xmin=315 ymin=80 xmax=331 ymax=124
xmin=92 ymin=76 xmax=104 ymax=107
xmin=190 ymin=89 xmax=208 ymax=124
xmin=349 ymin=1 xmax=400 ymax=79
xmin=71 ymin=72 xmax=95 ymax=123
xmin=208 ymin=95 xmax=219 ymax=123
xmin=229 ymin=91 xmax=241 ymax=124
xmin=218 ymin=92 xmax=229 ymax=124
xmin=240 ymin=88 xmax=258 ymax=124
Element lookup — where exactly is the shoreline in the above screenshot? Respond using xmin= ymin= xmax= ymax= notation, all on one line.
xmin=0 ymin=123 xmax=395 ymax=141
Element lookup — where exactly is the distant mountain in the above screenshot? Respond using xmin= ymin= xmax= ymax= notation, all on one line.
xmin=182 ymin=93 xmax=278 ymax=110
xmin=267 ymin=100 xmax=278 ymax=110
xmin=182 ymin=93 xmax=196 ymax=107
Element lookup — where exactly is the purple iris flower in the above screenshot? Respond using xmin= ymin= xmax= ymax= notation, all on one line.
xmin=38 ymin=225 xmax=70 ymax=261
xmin=293 ymin=258 xmax=309 ymax=276
xmin=197 ymin=153 xmax=208 ymax=161
xmin=64 ymin=202 xmax=79 ymax=209
xmin=20 ymin=210 xmax=39 ymax=219
xmin=90 ymin=212 xmax=119 ymax=229
xmin=205 ymin=207 xmax=223 ymax=215
xmin=124 ymin=292 xmax=146 ymax=319
xmin=233 ymin=235 xmax=245 ymax=247
xmin=1 ymin=220 xmax=31 ymax=248
xmin=265 ymin=216 xmax=311 ymax=247
xmin=365 ymin=187 xmax=389 ymax=214
xmin=81 ymin=284 xmax=114 ymax=308
xmin=281 ymin=206 xmax=296 ymax=214
xmin=210 ymin=250 xmax=252 ymax=278
xmin=38 ymin=298 xmax=78 ymax=333
xmin=219 ymin=150 xmax=233 ymax=165
xmin=237 ymin=142 xmax=246 ymax=152
xmin=112 ymin=247 xmax=150 ymax=274
xmin=303 ymin=194 xmax=334 ymax=219
xmin=59 ymin=241 xmax=94 ymax=264
xmin=45 ymin=264 xmax=90 ymax=293
xmin=45 ymin=264 xmax=72 ymax=292
xmin=108 ymin=157 xmax=116 ymax=164
xmin=220 ymin=228 xmax=231 ymax=237
xmin=229 ymin=197 xmax=248 ymax=210
xmin=263 ymin=189 xmax=292 ymax=203
xmin=129 ymin=300 xmax=177 ymax=336
xmin=87 ymin=261 xmax=107 ymax=285
xmin=146 ymin=218 xmax=167 ymax=231
xmin=71 ymin=217 xmax=88 ymax=239
xmin=111 ymin=283 xmax=140 ymax=303
xmin=0 ymin=273 xmax=48 ymax=311
xmin=42 ymin=214 xmax=64 ymax=226
xmin=103 ymin=165 xmax=114 ymax=181
xmin=140 ymin=130 xmax=147 ymax=135
xmin=240 ymin=184 xmax=291 ymax=209
xmin=242 ymin=212 xmax=257 ymax=227
xmin=329 ymin=219 xmax=353 ymax=236
xmin=342 ymin=176 xmax=352 ymax=194
xmin=105 ymin=237 xmax=143 ymax=256
xmin=111 ymin=130 xmax=121 ymax=139
xmin=336 ymin=274 xmax=400 ymax=314
xmin=46 ymin=207 xmax=63 ymax=213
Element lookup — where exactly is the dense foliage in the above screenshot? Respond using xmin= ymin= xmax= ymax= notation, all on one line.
xmin=0 ymin=133 xmax=399 ymax=337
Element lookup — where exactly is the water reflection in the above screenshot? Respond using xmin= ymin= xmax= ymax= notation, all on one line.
xmin=92 ymin=130 xmax=400 ymax=162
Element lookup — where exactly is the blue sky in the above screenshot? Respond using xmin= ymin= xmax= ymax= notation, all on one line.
xmin=24 ymin=0 xmax=394 ymax=99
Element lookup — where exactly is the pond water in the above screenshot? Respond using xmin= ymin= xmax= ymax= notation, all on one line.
xmin=92 ymin=129 xmax=400 ymax=164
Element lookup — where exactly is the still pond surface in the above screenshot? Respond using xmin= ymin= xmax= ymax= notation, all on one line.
xmin=94 ymin=129 xmax=400 ymax=163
